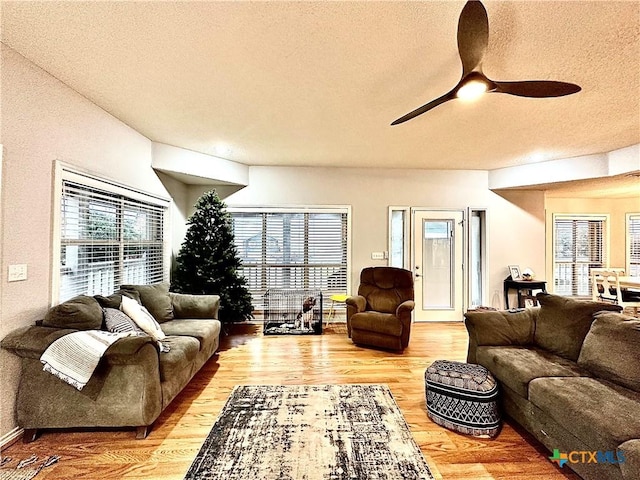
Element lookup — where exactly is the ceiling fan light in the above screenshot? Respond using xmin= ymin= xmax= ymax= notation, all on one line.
xmin=457 ymin=79 xmax=488 ymax=101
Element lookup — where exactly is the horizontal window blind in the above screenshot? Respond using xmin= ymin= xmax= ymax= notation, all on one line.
xmin=628 ymin=214 xmax=640 ymax=276
xmin=230 ymin=209 xmax=349 ymax=307
xmin=59 ymin=180 xmax=167 ymax=302
xmin=553 ymin=216 xmax=607 ymax=296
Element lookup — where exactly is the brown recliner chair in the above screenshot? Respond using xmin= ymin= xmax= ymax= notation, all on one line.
xmin=346 ymin=266 xmax=415 ymax=351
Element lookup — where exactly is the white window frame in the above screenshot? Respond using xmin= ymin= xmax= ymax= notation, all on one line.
xmin=627 ymin=213 xmax=640 ymax=276
xmin=51 ymin=161 xmax=171 ymax=305
xmin=552 ymin=213 xmax=610 ymax=297
xmin=228 ymin=205 xmax=352 ymax=302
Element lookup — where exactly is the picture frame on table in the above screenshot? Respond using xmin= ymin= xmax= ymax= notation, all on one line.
xmin=508 ymin=265 xmax=521 ymax=280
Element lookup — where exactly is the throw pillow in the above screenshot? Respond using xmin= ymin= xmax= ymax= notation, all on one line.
xmin=170 ymin=293 xmax=218 ymax=319
xmin=578 ymin=311 xmax=640 ymax=393
xmin=120 ymin=295 xmax=166 ymax=342
xmin=534 ymin=292 xmax=622 ymax=361
xmin=103 ymin=308 xmax=144 ymax=335
xmin=43 ymin=295 xmax=103 ymax=330
xmin=119 ymin=282 xmax=174 ymax=323
xmin=465 ymin=308 xmax=535 ymax=346
xmin=94 ymin=293 xmax=123 ymax=309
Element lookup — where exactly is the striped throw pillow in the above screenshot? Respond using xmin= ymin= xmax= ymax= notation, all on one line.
xmin=103 ymin=308 xmax=144 ymax=334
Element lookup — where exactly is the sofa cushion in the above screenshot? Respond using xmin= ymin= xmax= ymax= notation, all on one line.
xmin=528 ymin=376 xmax=640 ymax=449
xmin=43 ymin=295 xmax=103 ymax=330
xmin=119 ymin=283 xmax=174 ymax=323
xmin=170 ymin=293 xmax=219 ymax=319
xmin=534 ymin=293 xmax=622 ymax=361
xmin=158 ymin=336 xmax=200 ymax=382
xmin=578 ymin=311 xmax=640 ymax=392
xmin=349 ymin=312 xmax=403 ymax=336
xmin=476 ymin=345 xmax=590 ymax=397
xmin=94 ymin=293 xmax=123 ymax=309
xmin=160 ymin=319 xmax=222 ymax=351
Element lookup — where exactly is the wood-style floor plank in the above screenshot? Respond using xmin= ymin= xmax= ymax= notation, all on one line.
xmin=1 ymin=322 xmax=579 ymax=479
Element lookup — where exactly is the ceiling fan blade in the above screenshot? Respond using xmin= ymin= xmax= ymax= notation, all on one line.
xmin=494 ymin=80 xmax=581 ymax=98
xmin=457 ymin=0 xmax=489 ymax=76
xmin=391 ymin=89 xmax=457 ymax=125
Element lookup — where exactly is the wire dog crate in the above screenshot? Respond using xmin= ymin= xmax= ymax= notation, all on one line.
xmin=263 ymin=289 xmax=323 ymax=335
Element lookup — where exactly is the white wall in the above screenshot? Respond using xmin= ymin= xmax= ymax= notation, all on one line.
xmin=189 ymin=166 xmax=546 ymax=308
xmin=0 ymin=47 xmax=170 ymax=439
xmin=155 ymin=171 xmax=189 ymax=265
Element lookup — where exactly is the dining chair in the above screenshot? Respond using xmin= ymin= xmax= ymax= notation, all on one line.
xmin=591 ymin=268 xmax=640 ymax=317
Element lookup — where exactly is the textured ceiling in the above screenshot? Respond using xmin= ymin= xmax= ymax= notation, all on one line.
xmin=509 ymin=172 xmax=640 ymax=199
xmin=1 ymin=1 xmax=639 ymax=171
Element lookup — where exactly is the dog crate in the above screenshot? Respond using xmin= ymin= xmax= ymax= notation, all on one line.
xmin=263 ymin=289 xmax=323 ymax=335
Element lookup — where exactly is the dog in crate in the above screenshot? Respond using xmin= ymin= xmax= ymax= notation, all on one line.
xmin=295 ymin=296 xmax=316 ymax=330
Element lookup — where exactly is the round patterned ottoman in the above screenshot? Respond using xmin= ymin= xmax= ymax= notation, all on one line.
xmin=424 ymin=359 xmax=501 ymax=438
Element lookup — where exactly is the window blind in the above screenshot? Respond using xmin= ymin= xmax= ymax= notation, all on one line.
xmin=59 ymin=180 xmax=167 ymax=302
xmin=553 ymin=216 xmax=607 ymax=296
xmin=230 ymin=209 xmax=349 ymax=306
xmin=628 ymin=214 xmax=640 ymax=276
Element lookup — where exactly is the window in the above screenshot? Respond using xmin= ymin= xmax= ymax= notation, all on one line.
xmin=628 ymin=213 xmax=640 ymax=276
xmin=469 ymin=209 xmax=487 ymax=307
xmin=55 ymin=165 xmax=169 ymax=303
xmin=553 ymin=215 xmax=608 ymax=296
xmin=388 ymin=207 xmax=409 ymax=269
xmin=230 ymin=207 xmax=350 ymax=305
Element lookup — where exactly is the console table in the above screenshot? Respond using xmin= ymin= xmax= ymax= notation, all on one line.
xmin=503 ymin=276 xmax=547 ymax=309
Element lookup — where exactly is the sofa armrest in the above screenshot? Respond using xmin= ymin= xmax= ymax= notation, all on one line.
xmin=345 ymin=295 xmax=366 ymax=338
xmin=1 ymin=326 xmax=77 ymax=359
xmin=396 ymin=300 xmax=415 ymax=348
xmin=464 ymin=308 xmax=538 ymax=363
xmin=1 ymin=325 xmax=158 ymax=365
xmin=345 ymin=295 xmax=366 ymax=315
xmin=396 ymin=300 xmax=415 ymax=318
xmin=169 ymin=292 xmax=220 ymax=319
xmin=620 ymin=439 xmax=640 ymax=480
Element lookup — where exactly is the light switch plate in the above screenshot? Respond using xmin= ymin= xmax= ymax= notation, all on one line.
xmin=8 ymin=264 xmax=28 ymax=282
xmin=371 ymin=252 xmax=385 ymax=260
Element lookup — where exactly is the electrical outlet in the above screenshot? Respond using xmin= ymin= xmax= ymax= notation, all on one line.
xmin=371 ymin=252 xmax=385 ymax=260
xmin=8 ymin=264 xmax=28 ymax=282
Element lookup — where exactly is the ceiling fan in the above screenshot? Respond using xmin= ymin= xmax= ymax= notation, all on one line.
xmin=391 ymin=0 xmax=581 ymax=125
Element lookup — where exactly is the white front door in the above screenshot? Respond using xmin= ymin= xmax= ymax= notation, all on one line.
xmin=412 ymin=210 xmax=464 ymax=321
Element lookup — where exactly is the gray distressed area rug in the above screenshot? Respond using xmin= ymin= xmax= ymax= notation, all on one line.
xmin=184 ymin=384 xmax=434 ymax=480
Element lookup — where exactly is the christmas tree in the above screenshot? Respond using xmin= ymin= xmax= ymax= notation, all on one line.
xmin=172 ymin=190 xmax=254 ymax=323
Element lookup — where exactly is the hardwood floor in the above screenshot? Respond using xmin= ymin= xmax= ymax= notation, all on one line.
xmin=1 ymin=322 xmax=579 ymax=480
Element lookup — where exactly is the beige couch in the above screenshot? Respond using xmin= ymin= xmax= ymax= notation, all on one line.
xmin=465 ymin=293 xmax=639 ymax=480
xmin=1 ymin=283 xmax=221 ymax=442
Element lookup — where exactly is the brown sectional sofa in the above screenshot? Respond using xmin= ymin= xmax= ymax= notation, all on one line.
xmin=1 ymin=283 xmax=221 ymax=442
xmin=464 ymin=293 xmax=640 ymax=480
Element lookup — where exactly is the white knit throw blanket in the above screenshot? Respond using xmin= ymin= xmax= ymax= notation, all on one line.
xmin=40 ymin=330 xmax=132 ymax=390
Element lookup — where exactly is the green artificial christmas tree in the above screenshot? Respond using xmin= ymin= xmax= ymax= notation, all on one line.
xmin=172 ymin=190 xmax=254 ymax=323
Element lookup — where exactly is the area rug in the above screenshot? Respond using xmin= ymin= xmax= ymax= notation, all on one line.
xmin=184 ymin=384 xmax=434 ymax=480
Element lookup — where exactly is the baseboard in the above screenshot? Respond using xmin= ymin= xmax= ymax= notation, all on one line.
xmin=0 ymin=427 xmax=23 ymax=451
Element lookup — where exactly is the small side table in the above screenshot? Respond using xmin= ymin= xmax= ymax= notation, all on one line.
xmin=503 ymin=277 xmax=547 ymax=309
xmin=326 ymin=293 xmax=349 ymax=326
